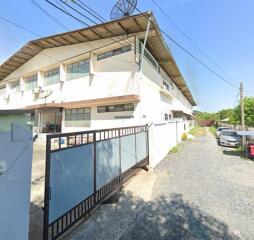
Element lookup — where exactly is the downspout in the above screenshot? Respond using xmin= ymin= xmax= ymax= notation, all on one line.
xmin=137 ymin=16 xmax=152 ymax=125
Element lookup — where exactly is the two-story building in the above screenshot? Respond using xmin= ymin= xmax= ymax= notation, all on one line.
xmin=0 ymin=12 xmax=196 ymax=134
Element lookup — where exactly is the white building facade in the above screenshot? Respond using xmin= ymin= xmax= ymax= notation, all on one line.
xmin=0 ymin=13 xmax=196 ymax=134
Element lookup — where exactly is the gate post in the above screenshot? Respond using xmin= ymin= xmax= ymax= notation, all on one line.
xmin=43 ymin=135 xmax=51 ymax=240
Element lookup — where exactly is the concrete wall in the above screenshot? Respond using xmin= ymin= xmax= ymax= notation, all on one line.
xmin=149 ymin=120 xmax=194 ymax=168
xmin=0 ymin=124 xmax=33 ymax=240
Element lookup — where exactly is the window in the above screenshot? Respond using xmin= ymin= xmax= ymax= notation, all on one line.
xmin=0 ymin=85 xmax=6 ymax=96
xmin=65 ymin=107 xmax=91 ymax=127
xmin=97 ymin=103 xmax=134 ymax=113
xmin=26 ymin=75 xmax=37 ymax=90
xmin=97 ymin=45 xmax=131 ymax=61
xmin=44 ymin=68 xmax=59 ymax=86
xmin=66 ymin=59 xmax=90 ymax=81
xmin=139 ymin=41 xmax=159 ymax=71
xmin=164 ymin=114 xmax=169 ymax=121
xmin=163 ymin=81 xmax=169 ymax=91
xmin=11 ymin=80 xmax=20 ymax=93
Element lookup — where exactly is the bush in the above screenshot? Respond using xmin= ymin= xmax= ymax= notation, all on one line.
xmin=181 ymin=132 xmax=188 ymax=141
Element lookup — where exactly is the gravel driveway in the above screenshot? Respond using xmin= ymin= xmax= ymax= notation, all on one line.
xmin=120 ymin=128 xmax=254 ymax=240
xmin=53 ymin=128 xmax=254 ymax=240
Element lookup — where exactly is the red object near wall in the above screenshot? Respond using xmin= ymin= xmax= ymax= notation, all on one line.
xmin=248 ymin=144 xmax=254 ymax=157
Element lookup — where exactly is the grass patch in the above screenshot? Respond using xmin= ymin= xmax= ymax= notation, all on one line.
xmin=209 ymin=126 xmax=216 ymax=136
xmin=189 ymin=126 xmax=206 ymax=136
xmin=170 ymin=146 xmax=179 ymax=153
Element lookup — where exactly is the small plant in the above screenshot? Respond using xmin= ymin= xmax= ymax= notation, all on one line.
xmin=181 ymin=132 xmax=188 ymax=141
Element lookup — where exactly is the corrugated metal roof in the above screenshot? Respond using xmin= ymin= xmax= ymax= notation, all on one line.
xmin=0 ymin=12 xmax=196 ymax=106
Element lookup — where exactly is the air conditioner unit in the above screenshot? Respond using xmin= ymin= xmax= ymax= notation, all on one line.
xmin=33 ymin=87 xmax=42 ymax=94
xmin=4 ymin=94 xmax=10 ymax=101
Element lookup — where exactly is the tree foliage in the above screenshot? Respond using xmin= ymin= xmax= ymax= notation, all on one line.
xmin=229 ymin=97 xmax=254 ymax=126
xmin=194 ymin=97 xmax=254 ymax=127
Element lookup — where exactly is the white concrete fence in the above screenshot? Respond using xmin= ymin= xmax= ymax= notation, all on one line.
xmin=148 ymin=120 xmax=194 ymax=168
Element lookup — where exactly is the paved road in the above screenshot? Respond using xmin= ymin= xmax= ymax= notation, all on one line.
xmin=120 ymin=129 xmax=254 ymax=240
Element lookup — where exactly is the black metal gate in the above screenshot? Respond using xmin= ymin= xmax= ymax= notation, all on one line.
xmin=43 ymin=125 xmax=149 ymax=240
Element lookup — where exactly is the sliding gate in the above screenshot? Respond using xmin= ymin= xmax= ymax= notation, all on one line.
xmin=43 ymin=125 xmax=149 ymax=240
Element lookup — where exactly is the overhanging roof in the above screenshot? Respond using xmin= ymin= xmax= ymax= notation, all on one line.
xmin=0 ymin=12 xmax=196 ymax=106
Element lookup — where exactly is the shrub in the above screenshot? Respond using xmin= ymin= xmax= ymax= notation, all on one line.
xmin=181 ymin=132 xmax=188 ymax=141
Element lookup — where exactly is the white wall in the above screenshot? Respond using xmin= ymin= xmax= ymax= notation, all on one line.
xmin=149 ymin=120 xmax=194 ymax=168
xmin=0 ymin=37 xmax=138 ymax=110
xmin=0 ymin=124 xmax=33 ymax=240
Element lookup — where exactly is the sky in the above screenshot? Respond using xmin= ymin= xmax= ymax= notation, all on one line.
xmin=0 ymin=0 xmax=254 ymax=112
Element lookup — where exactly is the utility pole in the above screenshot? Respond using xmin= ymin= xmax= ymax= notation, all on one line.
xmin=240 ymin=82 xmax=246 ymax=146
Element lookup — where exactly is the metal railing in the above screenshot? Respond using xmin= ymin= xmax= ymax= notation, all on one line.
xmin=43 ymin=125 xmax=149 ymax=240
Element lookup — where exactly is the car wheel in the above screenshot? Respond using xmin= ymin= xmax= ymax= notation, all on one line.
xmin=217 ymin=140 xmax=221 ymax=146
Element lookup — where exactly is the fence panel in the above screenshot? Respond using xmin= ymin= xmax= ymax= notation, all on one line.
xmin=43 ymin=125 xmax=149 ymax=240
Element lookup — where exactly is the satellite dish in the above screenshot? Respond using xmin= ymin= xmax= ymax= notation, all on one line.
xmin=110 ymin=0 xmax=137 ymax=20
xmin=34 ymin=89 xmax=53 ymax=99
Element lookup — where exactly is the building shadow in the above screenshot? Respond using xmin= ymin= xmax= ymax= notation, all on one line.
xmin=29 ymin=202 xmax=43 ymax=240
xmin=63 ymin=192 xmax=240 ymax=240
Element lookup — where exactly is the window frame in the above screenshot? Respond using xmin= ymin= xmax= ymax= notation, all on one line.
xmin=66 ymin=58 xmax=90 ymax=81
xmin=65 ymin=107 xmax=91 ymax=127
xmin=97 ymin=45 xmax=132 ymax=61
xmin=25 ymin=74 xmax=38 ymax=91
xmin=43 ymin=68 xmax=60 ymax=86
xmin=97 ymin=103 xmax=135 ymax=113
xmin=11 ymin=80 xmax=20 ymax=93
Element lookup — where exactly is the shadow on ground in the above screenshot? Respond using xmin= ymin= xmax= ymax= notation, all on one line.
xmin=29 ymin=202 xmax=43 ymax=240
xmin=65 ymin=192 xmax=239 ymax=240
xmin=222 ymin=149 xmax=245 ymax=158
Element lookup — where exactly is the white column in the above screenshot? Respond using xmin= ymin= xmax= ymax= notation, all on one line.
xmin=90 ymin=53 xmax=96 ymax=75
xmin=38 ymin=71 xmax=43 ymax=88
xmin=20 ymin=77 xmax=25 ymax=92
xmin=60 ymin=62 xmax=66 ymax=83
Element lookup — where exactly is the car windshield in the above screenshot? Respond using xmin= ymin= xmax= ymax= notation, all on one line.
xmin=218 ymin=127 xmax=228 ymax=131
xmin=222 ymin=131 xmax=237 ymax=137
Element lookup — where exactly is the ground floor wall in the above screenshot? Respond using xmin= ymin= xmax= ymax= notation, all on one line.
xmin=148 ymin=120 xmax=194 ymax=168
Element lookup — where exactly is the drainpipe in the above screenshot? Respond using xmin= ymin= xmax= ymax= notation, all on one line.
xmin=137 ymin=15 xmax=152 ymax=124
xmin=139 ymin=16 xmax=152 ymax=72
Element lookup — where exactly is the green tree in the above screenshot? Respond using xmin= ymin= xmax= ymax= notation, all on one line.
xmin=229 ymin=97 xmax=254 ymax=126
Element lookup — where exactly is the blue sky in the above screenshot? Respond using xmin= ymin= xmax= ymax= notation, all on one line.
xmin=0 ymin=0 xmax=254 ymax=112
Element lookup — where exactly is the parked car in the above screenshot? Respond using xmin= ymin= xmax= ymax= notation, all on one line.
xmin=219 ymin=130 xmax=240 ymax=147
xmin=216 ymin=127 xmax=229 ymax=139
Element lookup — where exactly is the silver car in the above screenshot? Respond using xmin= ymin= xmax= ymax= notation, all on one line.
xmin=219 ymin=130 xmax=240 ymax=147
xmin=216 ymin=127 xmax=229 ymax=139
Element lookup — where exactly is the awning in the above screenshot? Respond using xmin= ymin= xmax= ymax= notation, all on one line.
xmin=25 ymin=94 xmax=140 ymax=110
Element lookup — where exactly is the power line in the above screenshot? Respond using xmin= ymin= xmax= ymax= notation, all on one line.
xmin=58 ymin=0 xmax=98 ymax=25
xmin=151 ymin=0 xmax=233 ymax=81
xmin=68 ymin=0 xmax=134 ymax=46
xmin=44 ymin=0 xmax=134 ymax=48
xmin=30 ymin=0 xmax=69 ymax=31
xmin=132 ymin=6 xmax=238 ymax=89
xmin=0 ymin=16 xmax=42 ymax=38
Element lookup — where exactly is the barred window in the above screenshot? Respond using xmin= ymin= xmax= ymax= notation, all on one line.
xmin=97 ymin=45 xmax=131 ymax=61
xmin=26 ymin=75 xmax=37 ymax=90
xmin=11 ymin=80 xmax=20 ymax=93
xmin=97 ymin=103 xmax=134 ymax=113
xmin=65 ymin=107 xmax=91 ymax=127
xmin=0 ymin=85 xmax=6 ymax=96
xmin=66 ymin=59 xmax=90 ymax=81
xmin=44 ymin=68 xmax=59 ymax=86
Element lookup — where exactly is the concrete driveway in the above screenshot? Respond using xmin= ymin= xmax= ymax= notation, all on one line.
xmin=63 ymin=128 xmax=254 ymax=240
